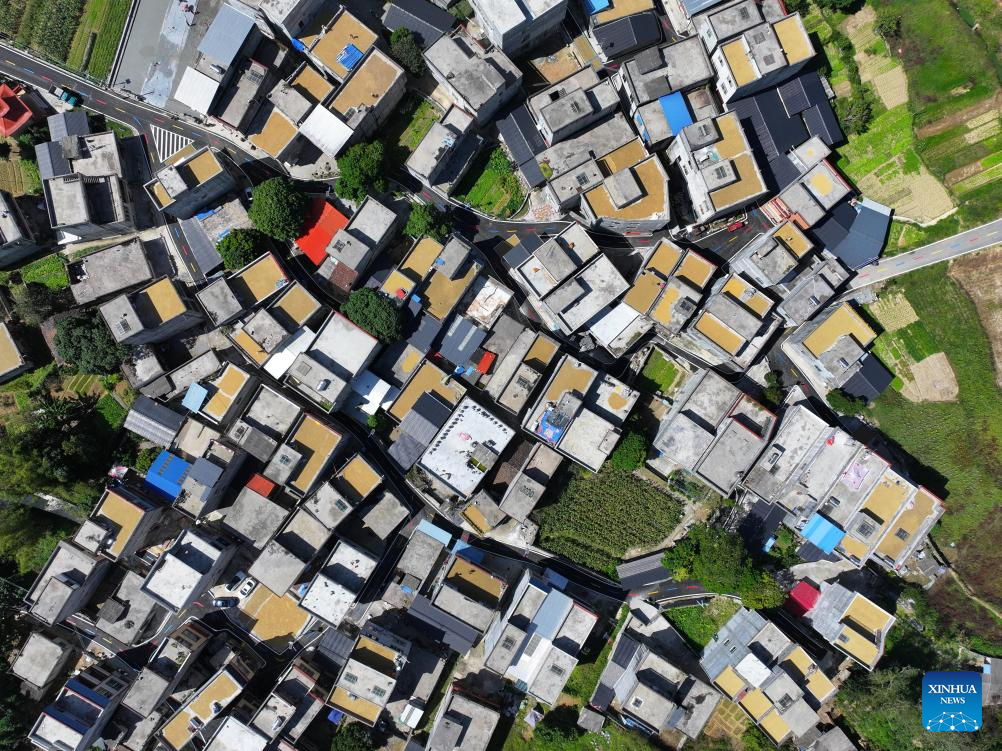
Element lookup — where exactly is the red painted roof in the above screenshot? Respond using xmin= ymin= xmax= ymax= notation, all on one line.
xmin=476 ymin=351 xmax=496 ymax=374
xmin=786 ymin=580 xmax=820 ymax=617
xmin=246 ymin=473 xmax=276 ymax=498
xmin=295 ymin=197 xmax=348 ymax=266
xmin=0 ymin=84 xmax=32 ymax=137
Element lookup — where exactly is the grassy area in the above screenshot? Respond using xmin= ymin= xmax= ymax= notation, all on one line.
xmin=636 ymin=350 xmax=679 ymax=394
xmin=533 ymin=467 xmax=683 ymax=576
xmin=503 ymin=702 xmax=657 ymax=751
xmin=0 ymin=155 xmax=42 ymax=196
xmin=20 ymin=254 xmax=69 ymax=289
xmin=383 ymin=95 xmax=441 ymax=169
xmin=865 ymin=261 xmax=1002 ymax=615
xmin=0 ymin=363 xmax=54 ymax=394
xmin=563 ymin=606 xmax=627 ymax=701
xmin=872 ymin=0 xmax=998 ymax=125
xmin=65 ymin=0 xmax=129 ymax=79
xmin=454 ymin=148 xmax=525 ymax=218
xmin=665 ymin=598 xmax=741 ymax=649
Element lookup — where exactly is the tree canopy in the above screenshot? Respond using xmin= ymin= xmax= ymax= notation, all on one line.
xmin=336 ymin=141 xmax=387 ymax=203
xmin=404 ymin=201 xmax=452 ymax=241
xmin=827 ymin=388 xmax=866 ymax=415
xmin=390 ymin=28 xmax=425 ymax=76
xmin=608 ymin=420 xmax=648 ymax=471
xmin=216 ymin=228 xmax=266 ymax=270
xmin=13 ymin=282 xmax=59 ymax=327
xmin=54 ymin=310 xmax=126 ymax=375
xmin=0 ymin=394 xmax=105 ymax=506
xmin=342 ymin=288 xmax=403 ymax=343
xmin=329 ymin=723 xmax=377 ymax=751
xmin=662 ymin=523 xmax=785 ymax=608
xmin=249 ymin=177 xmax=309 ymax=241
xmin=0 ymin=506 xmax=74 ymax=575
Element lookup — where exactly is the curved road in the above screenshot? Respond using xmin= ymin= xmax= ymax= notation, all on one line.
xmin=850 ymin=217 xmax=1002 ymax=288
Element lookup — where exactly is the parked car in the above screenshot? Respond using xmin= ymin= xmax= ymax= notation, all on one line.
xmin=239 ymin=578 xmax=257 ymax=597
xmin=48 ymin=84 xmax=81 ymax=107
xmin=212 ymin=597 xmax=239 ymax=608
xmin=225 ymin=571 xmax=247 ymax=591
xmin=726 ymin=220 xmax=746 ymax=232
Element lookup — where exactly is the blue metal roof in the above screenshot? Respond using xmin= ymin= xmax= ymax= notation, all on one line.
xmin=802 ymin=513 xmax=845 ymax=554
xmin=144 ymin=450 xmax=191 ymax=500
xmin=659 ymin=92 xmax=693 ymax=135
xmin=338 ymin=44 xmax=364 ymax=71
xmin=182 ymin=382 xmax=208 ymax=412
xmin=533 ymin=588 xmax=572 ymax=639
xmin=415 ymin=519 xmax=453 ymax=546
xmin=198 ymin=3 xmax=256 ymax=65
xmin=453 ymin=539 xmax=484 ymax=563
xmin=584 ymin=0 xmax=611 ymax=13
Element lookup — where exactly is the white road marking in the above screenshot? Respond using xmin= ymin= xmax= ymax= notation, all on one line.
xmin=150 ymin=125 xmax=193 ymax=161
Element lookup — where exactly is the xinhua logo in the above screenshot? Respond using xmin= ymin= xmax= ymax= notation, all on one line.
xmin=922 ymin=671 xmax=982 ymax=731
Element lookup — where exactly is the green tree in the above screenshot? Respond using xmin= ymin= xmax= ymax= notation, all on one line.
xmin=389 ymin=28 xmax=425 ymax=76
xmin=134 ymin=446 xmax=161 ymax=474
xmin=663 ymin=524 xmax=785 ymax=608
xmin=827 ymin=388 xmax=866 ymax=415
xmin=13 ymin=281 xmax=58 ymax=326
xmin=0 ymin=506 xmax=72 ymax=575
xmin=608 ymin=421 xmax=648 ymax=471
xmin=342 ymin=288 xmax=403 ymax=343
xmin=249 ymin=177 xmax=309 ymax=240
xmin=0 ymin=698 xmax=23 ymax=751
xmin=329 ymin=723 xmax=377 ymax=751
xmin=815 ymin=0 xmax=859 ymax=10
xmin=216 ymin=228 xmax=265 ymax=270
xmin=54 ymin=310 xmax=126 ymax=375
xmin=0 ymin=394 xmax=104 ymax=505
xmin=336 ymin=141 xmax=386 ymax=203
xmin=762 ymin=370 xmax=784 ymax=408
xmin=404 ymin=201 xmax=452 ymax=241
xmin=874 ymin=9 xmax=902 ymax=38
xmin=835 ymin=91 xmax=874 ymax=136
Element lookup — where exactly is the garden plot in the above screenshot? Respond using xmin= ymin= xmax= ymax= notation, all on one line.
xmin=949 ymin=245 xmax=1002 ymax=388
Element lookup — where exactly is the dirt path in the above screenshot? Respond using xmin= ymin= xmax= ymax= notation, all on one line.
xmin=947 ymin=569 xmax=1002 ymax=622
xmin=916 ymin=91 xmax=1002 ymax=139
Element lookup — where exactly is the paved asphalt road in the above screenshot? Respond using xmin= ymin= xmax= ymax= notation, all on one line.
xmin=850 ymin=217 xmax=1002 ymax=288
xmin=0 ymin=41 xmax=265 ymax=169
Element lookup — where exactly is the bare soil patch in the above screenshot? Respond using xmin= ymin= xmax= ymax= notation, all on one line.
xmin=901 ymin=352 xmax=959 ymax=402
xmin=949 ymin=245 xmax=1002 ymax=387
xmin=916 ymin=91 xmax=1002 ymax=139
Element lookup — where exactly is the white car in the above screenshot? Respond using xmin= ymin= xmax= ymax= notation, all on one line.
xmin=239 ymin=578 xmax=257 ymax=597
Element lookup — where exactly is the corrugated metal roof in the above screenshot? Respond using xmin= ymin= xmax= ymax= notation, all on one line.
xmin=124 ymin=396 xmax=184 ymax=446
xmin=532 ymin=589 xmax=572 ymax=639
xmin=438 ymin=316 xmax=487 ymax=366
xmin=198 ymin=3 xmax=257 ymax=65
xmin=383 ymin=0 xmax=453 ymax=48
xmin=407 ymin=594 xmax=478 ymax=653
xmin=47 ymin=111 xmax=89 ymax=141
xmin=389 ymin=432 xmax=426 ymax=469
xmin=842 ymin=352 xmax=894 ymax=402
xmin=35 ymin=141 xmax=70 ymax=180
xmin=178 ymin=215 xmax=222 ymax=279
xmin=593 ymin=13 xmax=662 ymax=59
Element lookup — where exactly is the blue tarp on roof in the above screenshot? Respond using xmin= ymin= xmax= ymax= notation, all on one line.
xmin=659 ymin=92 xmax=693 ymax=135
xmin=338 ymin=44 xmax=364 ymax=71
xmin=584 ymin=0 xmax=611 ymax=13
xmin=536 ymin=408 xmax=565 ymax=444
xmin=802 ymin=513 xmax=845 ymax=554
xmin=144 ymin=450 xmax=191 ymax=500
xmin=182 ymin=383 xmax=208 ymax=412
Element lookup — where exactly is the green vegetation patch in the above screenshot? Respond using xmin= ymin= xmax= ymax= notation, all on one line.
xmin=66 ymin=0 xmax=129 ymax=79
xmin=867 ymin=263 xmax=1002 ymax=614
xmin=636 ymin=350 xmax=679 ymax=394
xmin=454 ymin=148 xmax=525 ymax=218
xmin=533 ymin=468 xmax=683 ymax=576
xmin=95 ymin=393 xmax=126 ymax=429
xmin=502 ymin=703 xmax=656 ymax=751
xmin=383 ymin=95 xmax=441 ymax=169
xmin=8 ymin=0 xmax=86 ymax=63
xmin=562 ymin=605 xmax=627 ymax=701
xmin=20 ymin=253 xmax=68 ymax=289
xmin=665 ymin=598 xmax=741 ymax=648
xmin=0 ymin=506 xmax=75 ymax=575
